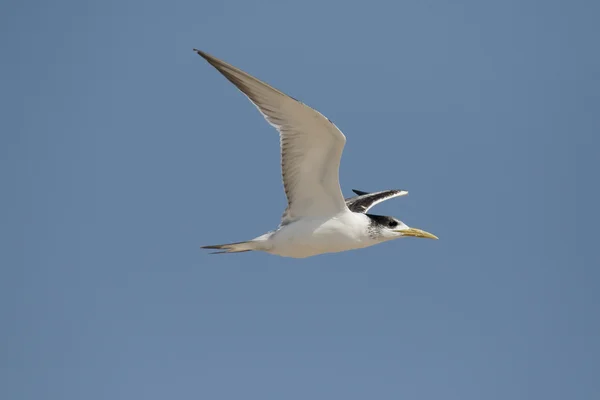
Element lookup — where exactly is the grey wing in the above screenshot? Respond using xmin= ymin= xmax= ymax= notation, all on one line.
xmin=345 ymin=189 xmax=408 ymax=213
xmin=195 ymin=49 xmax=348 ymax=224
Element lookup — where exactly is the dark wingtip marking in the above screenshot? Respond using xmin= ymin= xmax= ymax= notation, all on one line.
xmin=193 ymin=49 xmax=215 ymax=64
xmin=352 ymin=189 xmax=370 ymax=196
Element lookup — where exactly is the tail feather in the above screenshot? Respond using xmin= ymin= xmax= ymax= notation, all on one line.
xmin=201 ymin=240 xmax=255 ymax=254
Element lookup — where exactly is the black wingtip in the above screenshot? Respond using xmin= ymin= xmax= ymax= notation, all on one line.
xmin=193 ymin=49 xmax=224 ymax=71
xmin=194 ymin=49 xmax=208 ymax=58
xmin=193 ymin=48 xmax=211 ymax=60
xmin=352 ymin=189 xmax=370 ymax=196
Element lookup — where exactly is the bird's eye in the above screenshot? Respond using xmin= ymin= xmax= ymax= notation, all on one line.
xmin=388 ymin=220 xmax=398 ymax=228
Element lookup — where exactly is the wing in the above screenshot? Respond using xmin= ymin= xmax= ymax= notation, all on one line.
xmin=195 ymin=50 xmax=348 ymax=223
xmin=345 ymin=189 xmax=408 ymax=213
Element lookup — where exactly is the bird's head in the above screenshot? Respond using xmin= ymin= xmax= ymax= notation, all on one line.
xmin=366 ymin=214 xmax=438 ymax=241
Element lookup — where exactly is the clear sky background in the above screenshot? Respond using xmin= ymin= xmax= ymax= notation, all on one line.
xmin=2 ymin=0 xmax=599 ymax=399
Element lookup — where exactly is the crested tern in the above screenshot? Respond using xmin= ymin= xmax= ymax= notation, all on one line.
xmin=195 ymin=49 xmax=437 ymax=258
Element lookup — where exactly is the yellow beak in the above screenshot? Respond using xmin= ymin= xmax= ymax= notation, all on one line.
xmin=396 ymin=227 xmax=438 ymax=240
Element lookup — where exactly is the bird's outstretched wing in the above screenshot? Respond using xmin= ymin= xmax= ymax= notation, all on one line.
xmin=345 ymin=189 xmax=408 ymax=213
xmin=195 ymin=50 xmax=349 ymax=224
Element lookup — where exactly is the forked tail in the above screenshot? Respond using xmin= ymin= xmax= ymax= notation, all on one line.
xmin=201 ymin=240 xmax=256 ymax=254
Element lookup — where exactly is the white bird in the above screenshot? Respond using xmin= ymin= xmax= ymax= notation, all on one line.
xmin=195 ymin=49 xmax=437 ymax=258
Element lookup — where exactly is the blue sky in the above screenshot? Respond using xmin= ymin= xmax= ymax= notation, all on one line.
xmin=2 ymin=0 xmax=599 ymax=399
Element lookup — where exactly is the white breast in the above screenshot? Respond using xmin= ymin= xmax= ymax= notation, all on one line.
xmin=266 ymin=212 xmax=376 ymax=258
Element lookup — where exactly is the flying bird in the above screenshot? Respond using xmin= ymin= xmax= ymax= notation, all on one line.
xmin=194 ymin=49 xmax=437 ymax=258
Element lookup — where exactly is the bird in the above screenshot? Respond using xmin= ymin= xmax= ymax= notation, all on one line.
xmin=194 ymin=49 xmax=437 ymax=258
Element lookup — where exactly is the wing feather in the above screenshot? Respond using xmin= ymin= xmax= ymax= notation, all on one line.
xmin=195 ymin=49 xmax=348 ymax=223
xmin=345 ymin=189 xmax=408 ymax=213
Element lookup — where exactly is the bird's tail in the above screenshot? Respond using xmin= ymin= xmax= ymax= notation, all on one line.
xmin=201 ymin=240 xmax=257 ymax=254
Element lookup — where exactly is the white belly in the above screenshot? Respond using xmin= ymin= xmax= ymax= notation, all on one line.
xmin=265 ymin=212 xmax=377 ymax=258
